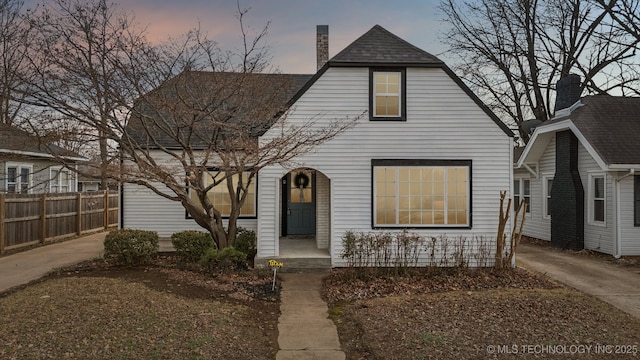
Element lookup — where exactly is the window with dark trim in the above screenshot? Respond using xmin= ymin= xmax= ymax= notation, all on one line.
xmin=635 ymin=175 xmax=640 ymax=227
xmin=590 ymin=174 xmax=605 ymax=223
xmin=372 ymin=159 xmax=471 ymax=228
xmin=187 ymin=170 xmax=257 ymax=219
xmin=369 ymin=68 xmax=406 ymax=121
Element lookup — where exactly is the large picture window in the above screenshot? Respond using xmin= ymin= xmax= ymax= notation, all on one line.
xmin=6 ymin=164 xmax=31 ymax=193
xmin=373 ymin=160 xmax=471 ymax=227
xmin=369 ymin=68 xmax=406 ymax=120
xmin=189 ymin=170 xmax=256 ymax=217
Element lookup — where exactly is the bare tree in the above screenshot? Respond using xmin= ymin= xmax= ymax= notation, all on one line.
xmin=440 ymin=0 xmax=640 ymax=142
xmin=0 ymin=0 xmax=31 ymax=126
xmin=596 ymin=0 xmax=640 ymax=37
xmin=21 ymin=0 xmax=358 ymax=248
xmin=115 ymin=3 xmax=360 ymax=248
xmin=21 ymin=0 xmax=148 ymax=189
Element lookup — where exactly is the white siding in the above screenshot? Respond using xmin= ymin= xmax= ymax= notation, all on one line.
xmin=316 ymin=173 xmax=330 ymax=249
xmin=121 ymin=152 xmax=257 ymax=238
xmin=578 ymin=143 xmax=614 ymax=254
xmin=259 ymin=67 xmax=512 ymax=266
xmin=122 ymin=183 xmax=257 ymax=238
xmin=519 ymin=137 xmax=555 ymax=241
xmin=618 ymin=175 xmax=640 ymax=255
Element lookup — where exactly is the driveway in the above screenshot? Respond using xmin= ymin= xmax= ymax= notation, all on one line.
xmin=517 ymin=243 xmax=640 ymax=319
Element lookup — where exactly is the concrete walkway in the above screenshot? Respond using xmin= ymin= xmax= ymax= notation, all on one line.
xmin=276 ymin=273 xmax=345 ymax=360
xmin=0 ymin=232 xmax=106 ymax=293
xmin=517 ymin=243 xmax=640 ymax=319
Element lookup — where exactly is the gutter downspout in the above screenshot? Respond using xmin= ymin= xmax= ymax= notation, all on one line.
xmin=614 ymin=169 xmax=635 ymax=258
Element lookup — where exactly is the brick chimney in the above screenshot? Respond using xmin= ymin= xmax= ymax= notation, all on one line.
xmin=316 ymin=25 xmax=329 ymax=71
xmin=554 ymin=74 xmax=581 ymax=113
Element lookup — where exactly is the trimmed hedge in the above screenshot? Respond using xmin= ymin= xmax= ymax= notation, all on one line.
xmin=234 ymin=227 xmax=257 ymax=260
xmin=171 ymin=230 xmax=214 ymax=262
xmin=199 ymin=247 xmax=247 ymax=270
xmin=104 ymin=229 xmax=159 ymax=265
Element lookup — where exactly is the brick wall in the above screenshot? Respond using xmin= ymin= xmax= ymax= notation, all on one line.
xmin=551 ymin=130 xmax=584 ymax=249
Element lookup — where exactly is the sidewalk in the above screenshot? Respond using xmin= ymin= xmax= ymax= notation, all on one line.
xmin=517 ymin=243 xmax=640 ymax=319
xmin=276 ymin=273 xmax=345 ymax=360
xmin=0 ymin=232 xmax=107 ymax=293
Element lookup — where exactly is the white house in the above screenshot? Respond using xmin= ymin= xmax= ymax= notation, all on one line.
xmin=121 ymin=25 xmax=514 ymax=268
xmin=515 ymin=75 xmax=640 ymax=257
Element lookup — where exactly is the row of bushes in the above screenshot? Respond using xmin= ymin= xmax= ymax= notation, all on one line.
xmin=103 ymin=228 xmax=257 ymax=269
xmin=341 ymin=230 xmax=496 ymax=270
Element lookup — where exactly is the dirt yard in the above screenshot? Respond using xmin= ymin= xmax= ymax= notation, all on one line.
xmin=3 ymin=254 xmax=640 ymax=359
xmin=322 ymin=268 xmax=640 ymax=359
xmin=0 ymin=256 xmax=280 ymax=360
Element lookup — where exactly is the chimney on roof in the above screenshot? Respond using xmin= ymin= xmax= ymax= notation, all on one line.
xmin=554 ymin=74 xmax=582 ymax=113
xmin=316 ymin=25 xmax=329 ymax=71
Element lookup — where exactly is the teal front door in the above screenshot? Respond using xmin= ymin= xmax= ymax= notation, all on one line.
xmin=286 ymin=170 xmax=316 ymax=235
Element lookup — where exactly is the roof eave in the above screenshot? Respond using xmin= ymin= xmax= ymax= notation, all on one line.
xmin=327 ymin=61 xmax=445 ymax=68
xmin=516 ymin=119 xmax=608 ymax=171
xmin=0 ymin=148 xmax=87 ymax=162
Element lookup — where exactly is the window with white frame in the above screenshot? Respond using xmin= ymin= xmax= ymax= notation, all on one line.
xmin=590 ymin=174 xmax=605 ymax=224
xmin=513 ymin=178 xmax=530 ymax=213
xmin=373 ymin=160 xmax=471 ymax=227
xmin=50 ymin=167 xmax=73 ymax=193
xmin=543 ymin=176 xmax=553 ymax=219
xmin=370 ymin=68 xmax=406 ymax=120
xmin=6 ymin=164 xmax=32 ymax=193
xmin=188 ymin=170 xmax=257 ymax=217
xmin=635 ymin=175 xmax=640 ymax=227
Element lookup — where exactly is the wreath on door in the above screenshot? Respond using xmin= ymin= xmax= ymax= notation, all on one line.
xmin=294 ymin=172 xmax=310 ymax=188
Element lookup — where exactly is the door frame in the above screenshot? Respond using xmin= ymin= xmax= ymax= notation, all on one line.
xmin=281 ymin=170 xmax=317 ymax=236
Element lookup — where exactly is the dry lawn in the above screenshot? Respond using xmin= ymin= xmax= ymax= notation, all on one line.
xmin=0 ymin=260 xmax=279 ymax=360
xmin=322 ymin=268 xmax=640 ymax=360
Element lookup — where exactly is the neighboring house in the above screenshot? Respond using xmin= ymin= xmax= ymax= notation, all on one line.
xmin=77 ymin=163 xmax=103 ymax=192
xmin=121 ymin=25 xmax=514 ymax=266
xmin=515 ymin=74 xmax=640 ymax=257
xmin=0 ymin=125 xmax=84 ymax=194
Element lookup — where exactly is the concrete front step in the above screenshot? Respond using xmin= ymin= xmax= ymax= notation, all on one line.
xmin=256 ymin=257 xmax=332 ymax=273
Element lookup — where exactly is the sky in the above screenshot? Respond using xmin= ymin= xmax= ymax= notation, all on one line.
xmin=123 ymin=0 xmax=449 ymax=74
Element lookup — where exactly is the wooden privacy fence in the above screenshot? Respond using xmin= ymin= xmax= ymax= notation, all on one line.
xmin=0 ymin=191 xmax=118 ymax=254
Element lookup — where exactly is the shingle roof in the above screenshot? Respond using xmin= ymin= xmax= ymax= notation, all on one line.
xmin=124 ymin=71 xmax=312 ymax=149
xmin=329 ymin=25 xmax=444 ymax=66
xmin=0 ymin=125 xmax=82 ymax=160
xmin=547 ymin=95 xmax=640 ymax=165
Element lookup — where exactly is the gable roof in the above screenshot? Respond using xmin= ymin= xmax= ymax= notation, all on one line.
xmin=126 ymin=25 xmax=514 ymax=149
xmin=0 ymin=125 xmax=84 ymax=161
xmin=518 ymin=95 xmax=640 ymax=169
xmin=552 ymin=96 xmax=640 ymax=166
xmin=291 ymin=25 xmax=513 ymax=137
xmin=329 ymin=25 xmax=444 ymax=67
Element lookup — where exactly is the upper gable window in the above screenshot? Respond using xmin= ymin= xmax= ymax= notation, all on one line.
xmin=370 ymin=68 xmax=406 ymax=120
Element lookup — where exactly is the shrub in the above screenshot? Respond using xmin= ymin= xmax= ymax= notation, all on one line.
xmin=234 ymin=227 xmax=257 ymax=260
xmin=104 ymin=229 xmax=159 ymax=265
xmin=171 ymin=230 xmax=214 ymax=262
xmin=199 ymin=247 xmax=247 ymax=270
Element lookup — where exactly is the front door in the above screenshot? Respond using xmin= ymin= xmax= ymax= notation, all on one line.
xmin=285 ymin=170 xmax=316 ymax=235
